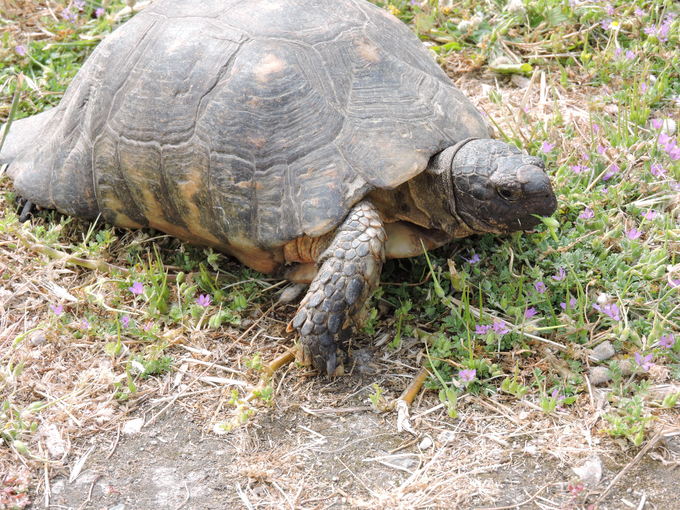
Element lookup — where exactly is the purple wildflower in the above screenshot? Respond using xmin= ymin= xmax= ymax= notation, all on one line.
xmin=626 ymin=228 xmax=642 ymax=240
xmin=459 ymin=369 xmax=477 ymax=383
xmin=641 ymin=82 xmax=648 ymax=93
xmin=15 ymin=45 xmax=27 ymax=56
xmin=650 ymin=164 xmax=666 ymax=177
xmin=625 ymin=50 xmax=635 ymax=60
xmin=196 ymin=294 xmax=212 ymax=307
xmin=551 ymin=388 xmax=566 ymax=407
xmin=650 ymin=118 xmax=663 ymax=130
xmin=668 ymin=145 xmax=680 ymax=161
xmin=570 ymin=164 xmax=589 ymax=174
xmin=670 ymin=279 xmax=680 ymax=289
xmin=634 ymin=352 xmax=653 ymax=371
xmin=592 ymin=302 xmax=621 ymax=321
xmin=552 ymin=267 xmax=566 ymax=281
xmin=128 ymin=281 xmax=144 ymax=295
xmin=642 ymin=210 xmax=658 ymax=220
xmin=62 ymin=8 xmax=77 ymax=22
xmin=602 ymin=163 xmax=619 ymax=181
xmin=605 ymin=4 xmax=614 ymax=16
xmin=541 ymin=142 xmax=555 ymax=153
xmin=81 ymin=318 xmax=90 ymax=329
xmin=659 ymin=334 xmax=676 ymax=349
xmin=600 ymin=19 xmax=611 ymax=30
xmin=95 ymin=7 xmax=105 ymax=17
xmin=50 ymin=304 xmax=64 ymax=316
xmin=592 ymin=123 xmax=600 ymax=133
xmin=634 ymin=7 xmax=644 ymax=17
xmin=534 ymin=281 xmax=547 ymax=294
xmin=597 ymin=144 xmax=606 ymax=154
xmin=560 ymin=297 xmax=578 ymax=310
xmin=579 ymin=207 xmax=594 ymax=219
xmin=121 ymin=315 xmax=130 ymax=328
xmin=74 ymin=0 xmax=85 ymax=10
xmin=475 ymin=324 xmax=491 ymax=335
xmin=658 ymin=132 xmax=672 ymax=147
xmin=524 ymin=307 xmax=538 ymax=319
xmin=492 ymin=320 xmax=509 ymax=335
xmin=465 ymin=253 xmax=481 ymax=264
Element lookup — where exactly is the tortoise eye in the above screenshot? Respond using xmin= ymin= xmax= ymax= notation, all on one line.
xmin=497 ymin=186 xmax=520 ymax=201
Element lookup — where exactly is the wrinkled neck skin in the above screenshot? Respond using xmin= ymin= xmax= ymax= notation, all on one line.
xmin=367 ymin=150 xmax=475 ymax=243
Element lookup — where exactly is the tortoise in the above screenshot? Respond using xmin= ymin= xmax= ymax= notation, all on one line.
xmin=1 ymin=0 xmax=557 ymax=375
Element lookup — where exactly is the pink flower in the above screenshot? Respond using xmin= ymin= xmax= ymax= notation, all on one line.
xmin=128 ymin=281 xmax=144 ymax=295
xmin=551 ymin=267 xmax=566 ymax=281
xmin=626 ymin=227 xmax=642 ymax=240
xmin=95 ymin=7 xmax=105 ymax=17
xmin=534 ymin=281 xmax=547 ymax=294
xmin=670 ymin=279 xmax=680 ymax=289
xmin=196 ymin=294 xmax=212 ymax=307
xmin=541 ymin=142 xmax=555 ymax=153
xmin=579 ymin=207 xmax=594 ymax=219
xmin=593 ymin=302 xmax=621 ymax=321
xmin=602 ymin=163 xmax=619 ymax=181
xmin=15 ymin=45 xmax=27 ymax=56
xmin=659 ymin=334 xmax=675 ymax=349
xmin=650 ymin=118 xmax=663 ymax=130
xmin=459 ymin=369 xmax=477 ymax=383
xmin=560 ymin=297 xmax=577 ymax=310
xmin=625 ymin=50 xmax=635 ymax=60
xmin=493 ymin=321 xmax=509 ymax=335
xmin=465 ymin=253 xmax=481 ymax=264
xmin=475 ymin=324 xmax=491 ymax=335
xmin=121 ymin=315 xmax=130 ymax=328
xmin=642 ymin=210 xmax=658 ymax=220
xmin=634 ymin=352 xmax=653 ymax=371
xmin=650 ymin=164 xmax=666 ymax=177
xmin=524 ymin=307 xmax=538 ymax=319
xmin=50 ymin=304 xmax=64 ymax=316
xmin=597 ymin=144 xmax=606 ymax=154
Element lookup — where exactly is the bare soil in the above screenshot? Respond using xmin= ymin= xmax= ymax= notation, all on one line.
xmin=39 ymin=371 xmax=680 ymax=509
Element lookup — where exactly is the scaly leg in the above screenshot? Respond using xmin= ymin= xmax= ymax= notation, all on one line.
xmin=292 ymin=201 xmax=386 ymax=375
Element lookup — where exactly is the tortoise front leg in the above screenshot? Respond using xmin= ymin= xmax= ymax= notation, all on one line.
xmin=292 ymin=201 xmax=386 ymax=375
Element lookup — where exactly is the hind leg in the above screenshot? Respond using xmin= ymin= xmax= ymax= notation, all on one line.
xmin=16 ymin=196 xmax=36 ymax=222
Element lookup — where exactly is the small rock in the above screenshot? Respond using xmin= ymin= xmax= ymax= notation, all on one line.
xmin=572 ymin=456 xmax=603 ymax=488
xmin=511 ymin=74 xmax=530 ymax=88
xmin=418 ymin=436 xmax=433 ymax=450
xmin=661 ymin=118 xmax=677 ymax=136
xmin=589 ymin=366 xmax=611 ymax=386
xmin=29 ymin=330 xmax=47 ymax=346
xmin=604 ymin=104 xmax=619 ymax=115
xmin=591 ymin=341 xmax=616 ymax=361
xmin=122 ymin=418 xmax=144 ymax=435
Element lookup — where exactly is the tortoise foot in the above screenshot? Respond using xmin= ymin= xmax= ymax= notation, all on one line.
xmin=292 ymin=201 xmax=386 ymax=375
xmin=17 ymin=197 xmax=35 ymax=222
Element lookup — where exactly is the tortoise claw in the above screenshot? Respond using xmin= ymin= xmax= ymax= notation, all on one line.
xmin=17 ymin=198 xmax=35 ymax=223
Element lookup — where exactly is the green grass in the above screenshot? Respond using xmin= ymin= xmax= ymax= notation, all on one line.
xmin=0 ymin=0 xmax=678 ymax=456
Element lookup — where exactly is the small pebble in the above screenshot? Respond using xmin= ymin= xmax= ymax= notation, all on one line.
xmin=589 ymin=366 xmax=611 ymax=386
xmin=661 ymin=118 xmax=677 ymax=135
xmin=30 ymin=330 xmax=47 ymax=346
xmin=591 ymin=341 xmax=616 ymax=361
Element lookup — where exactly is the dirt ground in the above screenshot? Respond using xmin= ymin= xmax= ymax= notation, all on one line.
xmin=35 ymin=362 xmax=680 ymax=510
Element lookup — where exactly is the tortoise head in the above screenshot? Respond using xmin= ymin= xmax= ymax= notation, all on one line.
xmin=446 ymin=139 xmax=557 ymax=234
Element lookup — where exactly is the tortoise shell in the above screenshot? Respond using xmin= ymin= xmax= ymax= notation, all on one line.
xmin=7 ymin=0 xmax=489 ymax=272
